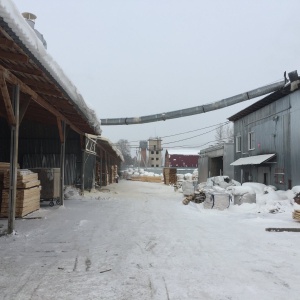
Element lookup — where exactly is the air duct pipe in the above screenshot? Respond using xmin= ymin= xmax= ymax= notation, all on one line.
xmin=101 ymin=76 xmax=289 ymax=126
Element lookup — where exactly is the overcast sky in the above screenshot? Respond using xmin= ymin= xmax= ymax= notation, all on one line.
xmin=13 ymin=0 xmax=300 ymax=154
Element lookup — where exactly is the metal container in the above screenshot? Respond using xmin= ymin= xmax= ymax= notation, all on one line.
xmin=30 ymin=168 xmax=60 ymax=199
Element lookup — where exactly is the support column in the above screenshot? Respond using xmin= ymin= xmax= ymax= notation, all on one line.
xmin=59 ymin=121 xmax=66 ymax=206
xmin=8 ymin=85 xmax=19 ymax=234
xmin=100 ymin=148 xmax=103 ymax=188
xmin=81 ymin=149 xmax=85 ymax=195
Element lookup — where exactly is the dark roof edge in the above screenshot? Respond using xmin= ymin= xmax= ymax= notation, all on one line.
xmin=227 ymin=82 xmax=299 ymax=122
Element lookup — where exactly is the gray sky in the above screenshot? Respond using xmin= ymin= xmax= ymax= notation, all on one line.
xmin=13 ymin=0 xmax=300 ymax=154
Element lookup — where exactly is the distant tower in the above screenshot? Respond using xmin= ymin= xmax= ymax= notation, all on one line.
xmin=139 ymin=141 xmax=148 ymax=168
xmin=147 ymin=138 xmax=163 ymax=167
xmin=22 ymin=12 xmax=47 ymax=49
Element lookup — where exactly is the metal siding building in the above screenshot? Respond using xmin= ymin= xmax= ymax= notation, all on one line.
xmin=198 ymin=143 xmax=234 ymax=183
xmin=229 ymin=87 xmax=300 ymax=189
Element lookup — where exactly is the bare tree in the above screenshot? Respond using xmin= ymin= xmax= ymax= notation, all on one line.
xmin=115 ymin=139 xmax=134 ymax=166
xmin=214 ymin=123 xmax=233 ymax=144
xmin=214 ymin=124 xmax=225 ymax=144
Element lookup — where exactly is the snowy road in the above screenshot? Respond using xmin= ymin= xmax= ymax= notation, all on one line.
xmin=1 ymin=180 xmax=300 ymax=300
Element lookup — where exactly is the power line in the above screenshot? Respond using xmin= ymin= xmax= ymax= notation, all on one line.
xmin=127 ymin=123 xmax=231 ymax=148
xmin=164 ymin=136 xmax=234 ymax=149
xmin=161 ymin=122 xmax=230 ymax=145
xmin=126 ymin=121 xmax=230 ymax=143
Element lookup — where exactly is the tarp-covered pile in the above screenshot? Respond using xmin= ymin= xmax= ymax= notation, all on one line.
xmin=180 ymin=175 xmax=300 ymax=214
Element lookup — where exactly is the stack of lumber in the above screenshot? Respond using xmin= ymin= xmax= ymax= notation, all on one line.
xmin=112 ymin=165 xmax=118 ymax=179
xmin=293 ymin=210 xmax=300 ymax=221
xmin=131 ymin=176 xmax=162 ymax=183
xmin=0 ymin=162 xmax=11 ymax=189
xmin=0 ymin=168 xmax=40 ymax=218
xmin=163 ymin=168 xmax=177 ymax=185
xmin=0 ymin=162 xmax=11 ymax=212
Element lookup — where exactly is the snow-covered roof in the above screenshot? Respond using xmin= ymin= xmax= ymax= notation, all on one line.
xmin=0 ymin=0 xmax=101 ymax=135
xmin=97 ymin=136 xmax=124 ymax=162
xmin=167 ymin=149 xmax=200 ymax=156
xmin=231 ymin=154 xmax=275 ymax=166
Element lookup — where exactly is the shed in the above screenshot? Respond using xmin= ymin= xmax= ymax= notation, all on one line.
xmin=0 ymin=1 xmax=116 ymax=231
xmin=198 ymin=143 xmax=234 ymax=183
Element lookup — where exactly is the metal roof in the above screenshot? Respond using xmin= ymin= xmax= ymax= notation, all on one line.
xmin=228 ymin=86 xmax=292 ymax=122
xmin=166 ymin=149 xmax=200 ymax=156
xmin=230 ymin=154 xmax=275 ymax=166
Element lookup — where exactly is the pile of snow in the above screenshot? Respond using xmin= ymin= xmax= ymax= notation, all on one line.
xmin=64 ymin=186 xmax=81 ymax=199
xmin=184 ymin=173 xmax=193 ymax=181
xmin=122 ymin=168 xmax=163 ymax=180
xmin=177 ymin=174 xmax=184 ymax=181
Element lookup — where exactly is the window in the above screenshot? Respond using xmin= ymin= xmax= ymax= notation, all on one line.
xmin=153 ymin=145 xmax=156 ymax=150
xmin=151 ymin=151 xmax=154 ymax=154
xmin=275 ymin=168 xmax=285 ymax=184
xmin=151 ymin=158 xmax=154 ymax=160
xmin=236 ymin=135 xmax=241 ymax=152
xmin=156 ymin=165 xmax=159 ymax=167
xmin=156 ymin=151 xmax=159 ymax=154
xmin=248 ymin=132 xmax=255 ymax=150
xmin=151 ymin=164 xmax=154 ymax=167
xmin=156 ymin=158 xmax=159 ymax=160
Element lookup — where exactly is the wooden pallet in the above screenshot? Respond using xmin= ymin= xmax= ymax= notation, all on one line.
xmin=293 ymin=210 xmax=300 ymax=221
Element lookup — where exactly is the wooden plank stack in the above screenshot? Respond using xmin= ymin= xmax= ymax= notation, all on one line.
xmin=163 ymin=168 xmax=177 ymax=185
xmin=0 ymin=166 xmax=40 ymax=218
xmin=293 ymin=209 xmax=300 ymax=221
xmin=131 ymin=176 xmax=162 ymax=183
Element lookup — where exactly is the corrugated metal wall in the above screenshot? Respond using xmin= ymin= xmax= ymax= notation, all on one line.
xmin=223 ymin=143 xmax=234 ymax=179
xmin=198 ymin=156 xmax=209 ymax=183
xmin=22 ymin=153 xmax=77 ymax=185
xmin=83 ymin=152 xmax=96 ymax=190
xmin=232 ymin=92 xmax=294 ymax=189
xmin=0 ymin=119 xmax=83 ymax=186
xmin=198 ymin=143 xmax=234 ymax=183
xmin=290 ymin=90 xmax=300 ymax=187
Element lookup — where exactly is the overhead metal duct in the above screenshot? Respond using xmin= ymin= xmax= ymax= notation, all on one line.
xmin=100 ymin=73 xmax=294 ymax=126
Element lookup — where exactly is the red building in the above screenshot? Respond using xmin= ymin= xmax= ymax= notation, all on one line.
xmin=165 ymin=149 xmax=199 ymax=168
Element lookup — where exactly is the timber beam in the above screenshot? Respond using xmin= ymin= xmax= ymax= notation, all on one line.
xmin=0 ymin=73 xmax=16 ymax=125
xmin=0 ymin=37 xmax=14 ymax=48
xmin=0 ymin=66 xmax=83 ymax=135
xmin=0 ymin=49 xmax=28 ymax=63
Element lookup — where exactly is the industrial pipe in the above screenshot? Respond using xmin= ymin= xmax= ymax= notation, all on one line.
xmin=100 ymin=78 xmax=287 ymax=126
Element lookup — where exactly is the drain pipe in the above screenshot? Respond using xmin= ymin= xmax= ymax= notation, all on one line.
xmin=101 ymin=75 xmax=290 ymax=126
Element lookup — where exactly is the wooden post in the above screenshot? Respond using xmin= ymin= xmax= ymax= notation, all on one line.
xmin=59 ymin=121 xmax=66 ymax=206
xmin=81 ymin=148 xmax=85 ymax=195
xmin=100 ymin=148 xmax=103 ymax=188
xmin=8 ymin=84 xmax=19 ymax=234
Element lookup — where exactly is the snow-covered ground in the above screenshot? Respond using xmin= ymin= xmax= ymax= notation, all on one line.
xmin=1 ymin=180 xmax=300 ymax=300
